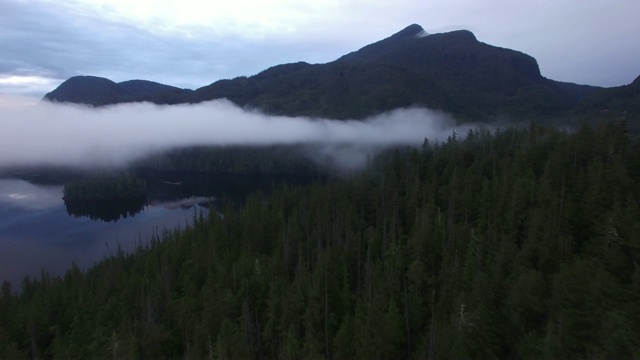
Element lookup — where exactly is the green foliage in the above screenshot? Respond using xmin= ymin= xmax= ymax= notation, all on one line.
xmin=2 ymin=121 xmax=640 ymax=358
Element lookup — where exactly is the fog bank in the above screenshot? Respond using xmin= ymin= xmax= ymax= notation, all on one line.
xmin=0 ymin=100 xmax=472 ymax=169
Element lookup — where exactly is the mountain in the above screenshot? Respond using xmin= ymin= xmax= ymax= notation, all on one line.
xmin=567 ymin=75 xmax=640 ymax=132
xmin=44 ymin=24 xmax=619 ymax=121
xmin=44 ymin=76 xmax=133 ymax=106
xmin=575 ymin=75 xmax=640 ymax=117
xmin=334 ymin=26 xmax=598 ymax=118
xmin=44 ymin=77 xmax=192 ymax=106
xmin=192 ymin=24 xmax=602 ymax=120
xmin=118 ymin=80 xmax=193 ymax=104
xmin=191 ymin=61 xmax=452 ymax=119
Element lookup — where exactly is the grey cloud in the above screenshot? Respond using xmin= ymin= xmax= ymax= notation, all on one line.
xmin=0 ymin=2 xmax=246 ymax=91
xmin=2 ymin=0 xmax=638 ymax=98
xmin=0 ymin=0 xmax=352 ymax=95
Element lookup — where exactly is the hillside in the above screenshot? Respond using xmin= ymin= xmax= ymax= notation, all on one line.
xmin=43 ymin=24 xmax=613 ymax=121
xmin=575 ymin=75 xmax=640 ymax=118
xmin=43 ymin=76 xmax=133 ymax=106
xmin=118 ymin=80 xmax=193 ymax=104
xmin=191 ymin=61 xmax=452 ymax=119
xmin=333 ymin=26 xmax=589 ymax=118
xmin=44 ymin=77 xmax=192 ymax=106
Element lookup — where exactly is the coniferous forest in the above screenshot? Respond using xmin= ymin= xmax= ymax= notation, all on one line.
xmin=1 ymin=121 xmax=640 ymax=358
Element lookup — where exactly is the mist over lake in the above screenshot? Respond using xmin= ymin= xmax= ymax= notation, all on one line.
xmin=0 ymin=100 xmax=467 ymax=169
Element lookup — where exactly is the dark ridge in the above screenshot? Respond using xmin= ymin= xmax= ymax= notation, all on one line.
xmin=118 ymin=79 xmax=191 ymax=97
xmin=42 ymin=24 xmax=630 ymax=122
xmin=574 ymin=74 xmax=640 ymax=123
xmin=44 ymin=76 xmax=132 ymax=106
xmin=550 ymin=81 xmax=602 ymax=102
xmin=44 ymin=77 xmax=193 ymax=106
xmin=118 ymin=79 xmax=193 ymax=104
xmin=190 ymin=27 xmax=581 ymax=120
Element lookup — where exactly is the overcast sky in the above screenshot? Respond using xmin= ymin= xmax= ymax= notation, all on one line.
xmin=1 ymin=0 xmax=639 ymax=103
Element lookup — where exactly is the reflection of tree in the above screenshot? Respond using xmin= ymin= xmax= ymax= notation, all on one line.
xmin=143 ymin=171 xmax=321 ymax=204
xmin=64 ymin=197 xmax=147 ymax=222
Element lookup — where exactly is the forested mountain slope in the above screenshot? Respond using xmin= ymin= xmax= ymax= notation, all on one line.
xmin=43 ymin=76 xmax=192 ymax=106
xmin=44 ymin=24 xmax=608 ymax=121
xmin=576 ymin=75 xmax=640 ymax=118
xmin=1 ymin=121 xmax=639 ymax=358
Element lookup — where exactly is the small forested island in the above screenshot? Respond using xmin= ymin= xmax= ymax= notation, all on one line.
xmin=1 ymin=121 xmax=639 ymax=358
xmin=62 ymin=172 xmax=147 ymax=201
xmin=135 ymin=145 xmax=324 ymax=176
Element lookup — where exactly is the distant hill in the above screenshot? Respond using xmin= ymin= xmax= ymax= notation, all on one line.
xmin=44 ymin=77 xmax=192 ymax=106
xmin=191 ymin=61 xmax=452 ymax=119
xmin=45 ymin=24 xmax=635 ymax=122
xmin=568 ymin=75 xmax=640 ymax=132
xmin=575 ymin=75 xmax=640 ymax=117
xmin=192 ymin=25 xmax=602 ymax=120
xmin=118 ymin=80 xmax=193 ymax=104
xmin=44 ymin=76 xmax=133 ymax=106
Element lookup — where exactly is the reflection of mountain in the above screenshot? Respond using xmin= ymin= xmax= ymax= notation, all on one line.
xmin=64 ymin=197 xmax=147 ymax=222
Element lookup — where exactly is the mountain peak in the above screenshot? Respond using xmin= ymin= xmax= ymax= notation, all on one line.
xmin=337 ymin=25 xmax=482 ymax=64
xmin=391 ymin=24 xmax=425 ymax=39
xmin=44 ymin=76 xmax=127 ymax=106
xmin=44 ymin=25 xmax=611 ymax=121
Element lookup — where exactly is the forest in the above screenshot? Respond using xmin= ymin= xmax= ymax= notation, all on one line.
xmin=62 ymin=173 xmax=147 ymax=201
xmin=133 ymin=145 xmax=324 ymax=176
xmin=1 ymin=121 xmax=639 ymax=359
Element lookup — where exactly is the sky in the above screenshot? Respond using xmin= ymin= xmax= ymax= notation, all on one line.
xmin=1 ymin=0 xmax=639 ymax=104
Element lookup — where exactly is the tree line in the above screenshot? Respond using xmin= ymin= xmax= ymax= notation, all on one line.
xmin=63 ymin=172 xmax=147 ymax=201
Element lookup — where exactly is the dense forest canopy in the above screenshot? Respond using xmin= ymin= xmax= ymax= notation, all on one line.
xmin=1 ymin=120 xmax=639 ymax=358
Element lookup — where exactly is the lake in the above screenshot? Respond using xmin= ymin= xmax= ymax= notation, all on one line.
xmin=0 ymin=172 xmax=320 ymax=287
xmin=0 ymin=178 xmax=208 ymax=287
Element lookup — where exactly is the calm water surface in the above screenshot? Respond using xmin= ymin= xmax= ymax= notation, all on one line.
xmin=0 ymin=178 xmax=207 ymax=286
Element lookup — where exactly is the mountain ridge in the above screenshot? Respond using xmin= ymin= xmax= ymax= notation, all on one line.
xmin=44 ymin=24 xmax=635 ymax=122
xmin=44 ymin=77 xmax=192 ymax=106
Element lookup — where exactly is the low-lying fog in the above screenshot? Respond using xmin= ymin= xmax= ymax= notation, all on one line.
xmin=0 ymin=100 xmax=474 ymax=170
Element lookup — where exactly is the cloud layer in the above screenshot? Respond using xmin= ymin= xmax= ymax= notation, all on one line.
xmin=0 ymin=100 xmax=468 ymax=169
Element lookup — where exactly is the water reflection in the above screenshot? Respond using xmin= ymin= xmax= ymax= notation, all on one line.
xmin=0 ymin=178 xmax=208 ymax=287
xmin=149 ymin=196 xmax=212 ymax=209
xmin=64 ymin=197 xmax=147 ymax=222
xmin=62 ymin=196 xmax=214 ymax=222
xmin=0 ymin=173 xmax=319 ymax=286
xmin=0 ymin=179 xmax=62 ymax=210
